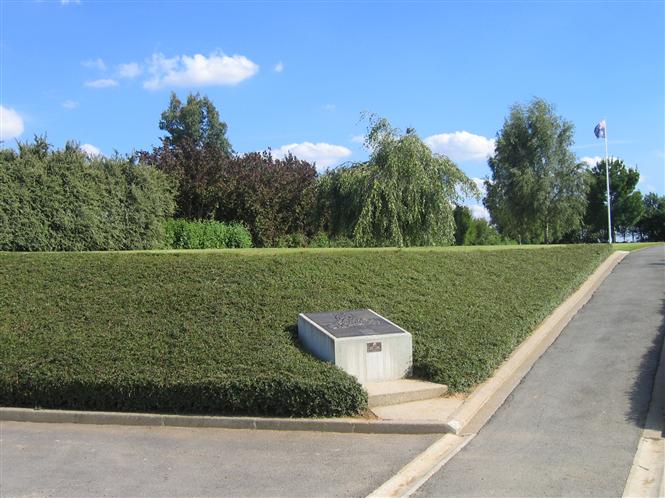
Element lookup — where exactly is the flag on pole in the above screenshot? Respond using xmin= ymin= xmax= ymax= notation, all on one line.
xmin=594 ymin=120 xmax=606 ymax=139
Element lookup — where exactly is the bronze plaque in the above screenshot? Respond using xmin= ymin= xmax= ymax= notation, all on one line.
xmin=366 ymin=341 xmax=382 ymax=353
xmin=303 ymin=309 xmax=403 ymax=338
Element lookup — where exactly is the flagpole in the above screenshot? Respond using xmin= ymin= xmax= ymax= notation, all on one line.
xmin=604 ymin=122 xmax=612 ymax=243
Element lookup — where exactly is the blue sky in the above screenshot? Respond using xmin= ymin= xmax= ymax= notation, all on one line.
xmin=2 ymin=0 xmax=663 ymax=217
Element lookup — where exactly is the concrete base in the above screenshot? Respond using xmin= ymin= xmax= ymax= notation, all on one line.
xmin=365 ymin=379 xmax=448 ymax=408
xmin=372 ymin=395 xmax=465 ymax=422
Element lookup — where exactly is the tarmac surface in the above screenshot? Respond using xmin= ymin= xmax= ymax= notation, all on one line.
xmin=416 ymin=245 xmax=665 ymax=497
xmin=0 ymin=421 xmax=436 ymax=497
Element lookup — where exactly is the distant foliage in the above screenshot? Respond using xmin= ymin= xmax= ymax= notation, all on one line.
xmin=453 ymin=206 xmax=473 ymax=245
xmin=217 ymin=152 xmax=318 ymax=247
xmin=583 ymin=158 xmax=643 ymax=242
xmin=453 ymin=205 xmax=513 ymax=246
xmin=0 ymin=138 xmax=175 ymax=251
xmin=318 ymin=116 xmax=477 ymax=247
xmin=464 ymin=219 xmax=509 ymax=246
xmin=638 ymin=193 xmax=665 ymax=241
xmin=163 ymin=219 xmax=252 ymax=249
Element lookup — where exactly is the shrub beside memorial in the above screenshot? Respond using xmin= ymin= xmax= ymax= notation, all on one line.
xmin=0 ymin=244 xmax=611 ymax=416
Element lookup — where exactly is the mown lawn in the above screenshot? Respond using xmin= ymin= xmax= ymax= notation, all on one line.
xmin=0 ymin=244 xmax=611 ymax=417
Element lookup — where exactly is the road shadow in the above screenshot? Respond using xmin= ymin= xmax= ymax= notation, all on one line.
xmin=626 ymin=298 xmax=665 ymax=433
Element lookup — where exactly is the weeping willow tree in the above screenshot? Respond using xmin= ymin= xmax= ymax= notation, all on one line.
xmin=317 ymin=116 xmax=477 ymax=247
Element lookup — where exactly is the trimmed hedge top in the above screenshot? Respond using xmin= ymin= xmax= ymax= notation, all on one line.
xmin=0 ymin=244 xmax=611 ymax=416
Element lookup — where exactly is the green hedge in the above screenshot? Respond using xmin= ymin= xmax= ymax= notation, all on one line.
xmin=0 ymin=245 xmax=611 ymax=416
xmin=164 ymin=219 xmax=252 ymax=249
xmin=0 ymin=139 xmax=175 ymax=251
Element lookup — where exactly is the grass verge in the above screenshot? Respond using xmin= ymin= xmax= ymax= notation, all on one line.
xmin=0 ymin=244 xmax=611 ymax=417
xmin=611 ymin=242 xmax=664 ymax=252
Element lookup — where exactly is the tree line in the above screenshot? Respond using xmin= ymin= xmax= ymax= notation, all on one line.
xmin=1 ymin=93 xmax=662 ymax=251
xmin=141 ymin=93 xmax=662 ymax=246
xmin=136 ymin=94 xmax=478 ymax=248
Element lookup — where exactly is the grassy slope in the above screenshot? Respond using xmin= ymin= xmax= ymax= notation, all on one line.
xmin=0 ymin=244 xmax=611 ymax=416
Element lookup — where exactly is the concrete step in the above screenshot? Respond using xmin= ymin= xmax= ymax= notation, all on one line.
xmin=371 ymin=395 xmax=465 ymax=422
xmin=364 ymin=379 xmax=448 ymax=408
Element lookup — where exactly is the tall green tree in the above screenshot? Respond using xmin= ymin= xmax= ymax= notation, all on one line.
xmin=318 ymin=116 xmax=477 ymax=247
xmin=638 ymin=192 xmax=665 ymax=241
xmin=139 ymin=92 xmax=232 ymax=219
xmin=484 ymin=98 xmax=587 ymax=243
xmin=584 ymin=158 xmax=643 ymax=242
xmin=159 ymin=92 xmax=232 ymax=154
xmin=465 ymin=218 xmax=504 ymax=246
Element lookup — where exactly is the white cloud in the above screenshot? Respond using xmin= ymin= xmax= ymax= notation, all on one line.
xmin=117 ymin=62 xmax=142 ymax=78
xmin=274 ymin=61 xmax=284 ymax=73
xmin=272 ymin=142 xmax=352 ymax=172
xmin=424 ymin=131 xmax=496 ymax=162
xmin=0 ymin=106 xmax=24 ymax=141
xmin=143 ymin=52 xmax=259 ymax=90
xmin=350 ymin=135 xmax=364 ymax=144
xmin=85 ymin=78 xmax=118 ymax=88
xmin=581 ymin=156 xmax=602 ymax=167
xmin=61 ymin=0 xmax=81 ymax=4
xmin=468 ymin=204 xmax=490 ymax=221
xmin=81 ymin=143 xmax=102 ymax=157
xmin=322 ymin=104 xmax=336 ymax=112
xmin=636 ymin=175 xmax=658 ymax=193
xmin=61 ymin=100 xmax=79 ymax=109
xmin=82 ymin=58 xmax=106 ymax=71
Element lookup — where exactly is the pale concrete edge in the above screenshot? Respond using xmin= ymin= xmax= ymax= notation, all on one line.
xmin=0 ymin=407 xmax=452 ymax=435
xmin=301 ymin=312 xmax=408 ymax=344
xmin=298 ymin=313 xmax=336 ymax=342
xmin=368 ymin=309 xmax=412 ymax=337
xmin=444 ymin=250 xmax=628 ymax=435
xmin=366 ymin=434 xmax=475 ymax=498
xmin=622 ymin=308 xmax=665 ymax=498
xmin=365 ymin=250 xmax=629 ymax=498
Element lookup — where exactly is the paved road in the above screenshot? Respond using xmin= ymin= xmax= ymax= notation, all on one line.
xmin=0 ymin=421 xmax=436 ymax=497
xmin=417 ymin=245 xmax=665 ymax=497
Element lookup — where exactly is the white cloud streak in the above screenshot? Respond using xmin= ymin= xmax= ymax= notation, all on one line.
xmin=425 ymin=131 xmax=495 ymax=162
xmin=61 ymin=100 xmax=79 ymax=109
xmin=82 ymin=58 xmax=106 ymax=71
xmin=272 ymin=142 xmax=352 ymax=172
xmin=143 ymin=52 xmax=259 ymax=90
xmin=81 ymin=143 xmax=102 ymax=157
xmin=581 ymin=156 xmax=603 ymax=167
xmin=117 ymin=62 xmax=142 ymax=78
xmin=468 ymin=204 xmax=491 ymax=221
xmin=84 ymin=78 xmax=118 ymax=88
xmin=274 ymin=61 xmax=284 ymax=73
xmin=0 ymin=106 xmax=24 ymax=141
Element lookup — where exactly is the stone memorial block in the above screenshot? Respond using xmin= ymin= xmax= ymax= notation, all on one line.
xmin=297 ymin=309 xmax=412 ymax=384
